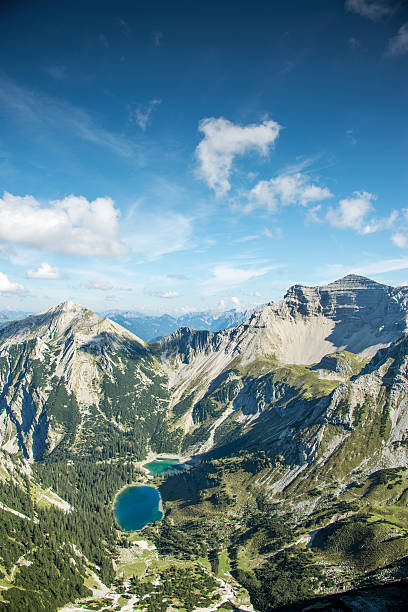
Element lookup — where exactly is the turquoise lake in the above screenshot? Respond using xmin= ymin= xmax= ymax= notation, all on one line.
xmin=144 ymin=458 xmax=184 ymax=475
xmin=114 ymin=459 xmax=184 ymax=531
xmin=114 ymin=486 xmax=162 ymax=531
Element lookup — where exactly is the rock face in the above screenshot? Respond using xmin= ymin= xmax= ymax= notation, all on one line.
xmin=1 ymin=275 xmax=408 ymax=462
xmin=160 ymin=275 xmax=408 ymax=401
xmin=0 ymin=302 xmax=163 ymax=461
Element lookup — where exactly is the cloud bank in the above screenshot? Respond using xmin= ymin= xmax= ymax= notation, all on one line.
xmin=0 ymin=192 xmax=128 ymax=257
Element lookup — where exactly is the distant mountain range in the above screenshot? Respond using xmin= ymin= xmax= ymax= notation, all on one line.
xmin=0 ymin=310 xmax=32 ymax=326
xmin=0 ymin=308 xmax=256 ymax=340
xmin=102 ymin=308 xmax=257 ymax=341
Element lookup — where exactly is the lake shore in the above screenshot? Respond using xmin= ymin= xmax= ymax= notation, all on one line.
xmin=142 ymin=451 xmax=193 ymax=464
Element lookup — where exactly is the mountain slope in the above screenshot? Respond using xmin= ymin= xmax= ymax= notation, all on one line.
xmin=0 ymin=301 xmax=178 ymax=462
xmin=1 ymin=275 xmax=408 ymax=610
xmin=159 ymin=332 xmax=408 ymax=608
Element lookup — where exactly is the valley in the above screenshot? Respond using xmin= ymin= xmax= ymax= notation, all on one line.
xmin=1 ymin=275 xmax=408 ymax=610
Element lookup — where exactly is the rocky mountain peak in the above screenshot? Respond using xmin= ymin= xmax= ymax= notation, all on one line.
xmin=330 ymin=273 xmax=377 ymax=284
xmin=52 ymin=299 xmax=86 ymax=312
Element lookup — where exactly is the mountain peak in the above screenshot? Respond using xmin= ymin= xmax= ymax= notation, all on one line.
xmin=327 ymin=274 xmax=385 ymax=288
xmin=50 ymin=300 xmax=89 ymax=313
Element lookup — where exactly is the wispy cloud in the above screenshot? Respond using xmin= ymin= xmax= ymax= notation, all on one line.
xmin=388 ymin=23 xmax=408 ymax=56
xmin=196 ymin=117 xmax=281 ymax=196
xmin=145 ymin=289 xmax=181 ymax=299
xmin=99 ymin=33 xmax=110 ymax=49
xmin=86 ymin=279 xmax=132 ymax=291
xmin=128 ymin=99 xmax=161 ymax=130
xmin=119 ymin=18 xmax=130 ymax=37
xmin=276 ymin=154 xmax=322 ymax=177
xmin=153 ymin=32 xmax=163 ymax=47
xmin=346 ymin=128 xmax=358 ymax=145
xmin=44 ymin=65 xmax=66 ymax=80
xmin=201 ymin=263 xmax=279 ymax=295
xmin=236 ymin=235 xmax=259 ymax=243
xmin=348 ymin=37 xmax=362 ymax=49
xmin=262 ymin=227 xmax=283 ymax=239
xmin=167 ymin=273 xmax=188 ymax=281
xmin=0 ymin=77 xmax=137 ymax=159
xmin=345 ymin=0 xmax=395 ymax=21
xmin=392 ymin=232 xmax=408 ymax=248
xmin=124 ymin=206 xmax=193 ymax=258
xmin=325 ymin=257 xmax=408 ymax=277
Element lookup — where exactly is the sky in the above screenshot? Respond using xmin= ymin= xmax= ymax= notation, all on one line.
xmin=0 ymin=0 xmax=407 ymax=314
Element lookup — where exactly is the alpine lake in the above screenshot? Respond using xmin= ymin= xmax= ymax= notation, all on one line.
xmin=114 ymin=458 xmax=185 ymax=531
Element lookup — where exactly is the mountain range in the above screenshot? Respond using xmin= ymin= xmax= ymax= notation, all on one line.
xmin=1 ymin=274 xmax=408 ymax=610
xmin=0 ymin=308 xmax=255 ymax=341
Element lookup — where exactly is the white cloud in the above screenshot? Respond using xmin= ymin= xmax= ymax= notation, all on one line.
xmin=326 ymin=191 xmax=396 ymax=234
xmin=26 ymin=262 xmax=62 ymax=279
xmin=388 ymin=23 xmax=408 ymax=56
xmin=392 ymin=232 xmax=408 ymax=248
xmin=305 ymin=204 xmax=323 ymax=224
xmin=248 ymin=173 xmax=332 ymax=212
xmin=345 ymin=0 xmax=394 ymax=20
xmin=0 ymin=192 xmax=128 ymax=257
xmin=202 ymin=263 xmax=277 ymax=295
xmin=0 ymin=271 xmax=24 ymax=293
xmin=231 ymin=296 xmax=241 ymax=306
xmin=129 ymin=99 xmax=161 ymax=130
xmin=196 ymin=117 xmax=281 ymax=196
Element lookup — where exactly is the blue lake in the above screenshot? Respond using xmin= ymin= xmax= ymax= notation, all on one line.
xmin=114 ymin=486 xmax=162 ymax=531
xmin=144 ymin=458 xmax=184 ymax=475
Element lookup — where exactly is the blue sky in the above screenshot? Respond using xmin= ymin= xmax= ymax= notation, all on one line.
xmin=0 ymin=0 xmax=407 ymax=313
